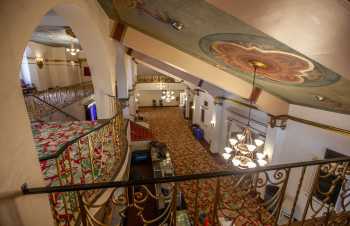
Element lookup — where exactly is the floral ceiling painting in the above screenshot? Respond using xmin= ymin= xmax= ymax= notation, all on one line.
xmin=199 ymin=33 xmax=339 ymax=87
xmin=100 ymin=0 xmax=350 ymax=114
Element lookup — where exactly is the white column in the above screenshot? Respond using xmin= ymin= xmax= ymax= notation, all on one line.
xmin=264 ymin=125 xmax=286 ymax=164
xmin=116 ymin=43 xmax=128 ymax=99
xmin=185 ymin=88 xmax=191 ymax=119
xmin=210 ymin=100 xmax=225 ymax=153
xmin=192 ymin=92 xmax=201 ymax=125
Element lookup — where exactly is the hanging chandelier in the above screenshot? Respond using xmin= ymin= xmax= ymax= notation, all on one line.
xmin=222 ymin=61 xmax=267 ymax=169
xmin=66 ymin=43 xmax=80 ymax=56
xmin=161 ymin=90 xmax=176 ymax=103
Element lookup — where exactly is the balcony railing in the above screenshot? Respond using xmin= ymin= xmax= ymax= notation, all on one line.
xmin=26 ymin=99 xmax=128 ymax=226
xmin=137 ymin=74 xmax=176 ymax=83
xmin=23 ymin=152 xmax=350 ymax=225
xmin=25 ymin=94 xmax=79 ymax=122
xmin=24 ymin=82 xmax=94 ymax=121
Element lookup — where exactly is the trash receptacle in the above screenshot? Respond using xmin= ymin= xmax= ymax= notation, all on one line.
xmin=193 ymin=126 xmax=204 ymax=140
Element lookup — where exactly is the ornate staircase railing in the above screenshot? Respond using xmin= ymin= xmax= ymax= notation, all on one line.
xmin=24 ymin=82 xmax=94 ymax=121
xmin=33 ymin=82 xmax=94 ymax=108
xmin=23 ymin=154 xmax=350 ymax=226
xmin=25 ymin=94 xmax=79 ymax=122
xmin=28 ymin=99 xmax=128 ymax=226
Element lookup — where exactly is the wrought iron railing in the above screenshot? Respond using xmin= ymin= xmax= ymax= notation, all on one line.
xmin=25 ymin=94 xmax=79 ymax=122
xmin=137 ymin=74 xmax=176 ymax=83
xmin=29 ymin=100 xmax=128 ymax=226
xmin=24 ymin=82 xmax=94 ymax=121
xmin=23 ymin=154 xmax=350 ymax=226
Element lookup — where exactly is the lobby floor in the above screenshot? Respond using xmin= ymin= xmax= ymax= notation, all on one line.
xmin=140 ymin=107 xmax=273 ymax=226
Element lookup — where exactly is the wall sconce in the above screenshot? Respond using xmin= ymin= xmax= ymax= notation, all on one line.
xmin=36 ymin=57 xmax=44 ymax=69
xmin=210 ymin=119 xmax=216 ymax=128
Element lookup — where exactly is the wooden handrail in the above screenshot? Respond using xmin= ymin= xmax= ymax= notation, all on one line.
xmin=270 ymin=115 xmax=350 ymax=136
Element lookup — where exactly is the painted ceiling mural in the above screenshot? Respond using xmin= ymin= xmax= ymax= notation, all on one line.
xmin=99 ymin=0 xmax=350 ymax=114
xmin=200 ymin=33 xmax=339 ymax=86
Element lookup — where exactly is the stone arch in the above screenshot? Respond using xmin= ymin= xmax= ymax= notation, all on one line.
xmin=0 ymin=1 xmax=115 ymax=225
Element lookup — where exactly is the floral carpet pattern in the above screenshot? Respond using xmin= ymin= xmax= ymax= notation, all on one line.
xmin=140 ymin=107 xmax=273 ymax=226
xmin=32 ymin=121 xmax=100 ymax=160
xmin=32 ymin=121 xmax=117 ymax=225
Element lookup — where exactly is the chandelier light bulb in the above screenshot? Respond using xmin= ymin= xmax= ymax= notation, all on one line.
xmin=254 ymin=139 xmax=264 ymax=147
xmin=224 ymin=147 xmax=233 ymax=153
xmin=229 ymin=138 xmax=238 ymax=146
xmin=232 ymin=158 xmax=241 ymax=166
xmin=161 ymin=89 xmax=175 ymax=102
xmin=247 ymin=144 xmax=257 ymax=152
xmin=247 ymin=161 xmax=257 ymax=168
xmin=222 ymin=153 xmax=231 ymax=160
xmin=257 ymin=159 xmax=267 ymax=166
xmin=237 ymin=134 xmax=245 ymax=141
xmin=256 ymin=152 xmax=265 ymax=160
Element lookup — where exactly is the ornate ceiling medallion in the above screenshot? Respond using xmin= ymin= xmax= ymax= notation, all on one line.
xmin=199 ymin=33 xmax=340 ymax=87
xmin=211 ymin=42 xmax=314 ymax=84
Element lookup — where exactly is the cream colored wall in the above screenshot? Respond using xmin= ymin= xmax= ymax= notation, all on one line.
xmin=191 ymin=90 xmax=268 ymax=150
xmin=23 ymin=41 xmax=88 ymax=90
xmin=137 ymin=90 xmax=181 ymax=107
xmin=192 ymin=92 xmax=215 ymax=142
xmin=0 ymin=0 xmax=117 ymax=225
xmin=135 ymin=82 xmax=185 ymax=107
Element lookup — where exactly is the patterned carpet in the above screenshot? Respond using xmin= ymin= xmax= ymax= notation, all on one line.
xmin=32 ymin=121 xmax=116 ymax=224
xmin=140 ymin=107 xmax=273 ymax=226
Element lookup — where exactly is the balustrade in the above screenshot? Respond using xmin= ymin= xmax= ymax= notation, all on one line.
xmin=23 ymin=154 xmax=350 ymax=226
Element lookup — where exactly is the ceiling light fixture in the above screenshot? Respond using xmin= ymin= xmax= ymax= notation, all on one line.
xmin=314 ymin=95 xmax=325 ymax=102
xmin=222 ymin=61 xmax=267 ymax=169
xmin=161 ymin=84 xmax=176 ymax=103
xmin=66 ymin=43 xmax=80 ymax=56
xmin=170 ymin=20 xmax=184 ymax=31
